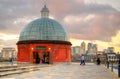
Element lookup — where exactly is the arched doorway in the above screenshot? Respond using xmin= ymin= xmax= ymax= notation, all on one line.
xmin=32 ymin=51 xmax=50 ymax=64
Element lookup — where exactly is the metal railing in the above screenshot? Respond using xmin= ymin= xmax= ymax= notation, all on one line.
xmin=105 ymin=59 xmax=120 ymax=77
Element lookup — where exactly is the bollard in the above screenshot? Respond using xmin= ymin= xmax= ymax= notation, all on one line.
xmin=118 ymin=60 xmax=120 ymax=77
xmin=111 ymin=63 xmax=113 ymax=72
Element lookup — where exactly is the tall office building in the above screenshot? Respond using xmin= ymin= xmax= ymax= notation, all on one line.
xmin=80 ymin=41 xmax=86 ymax=54
xmin=92 ymin=44 xmax=97 ymax=54
xmin=86 ymin=43 xmax=97 ymax=55
xmin=86 ymin=43 xmax=92 ymax=54
xmin=72 ymin=46 xmax=80 ymax=55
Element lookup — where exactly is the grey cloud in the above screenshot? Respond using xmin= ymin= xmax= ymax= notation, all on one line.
xmin=48 ymin=0 xmax=119 ymax=20
xmin=0 ymin=39 xmax=17 ymax=50
xmin=65 ymin=13 xmax=120 ymax=42
xmin=47 ymin=0 xmax=120 ymax=42
xmin=0 ymin=0 xmax=40 ymax=34
xmin=0 ymin=0 xmax=120 ymax=42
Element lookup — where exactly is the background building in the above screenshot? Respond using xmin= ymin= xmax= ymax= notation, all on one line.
xmin=1 ymin=47 xmax=16 ymax=60
xmin=0 ymin=52 xmax=2 ymax=58
xmin=86 ymin=43 xmax=92 ymax=55
xmin=107 ymin=47 xmax=114 ymax=53
xmin=72 ymin=46 xmax=80 ymax=55
xmin=92 ymin=44 xmax=97 ymax=54
xmin=86 ymin=43 xmax=97 ymax=55
xmin=103 ymin=47 xmax=115 ymax=53
xmin=80 ymin=41 xmax=86 ymax=54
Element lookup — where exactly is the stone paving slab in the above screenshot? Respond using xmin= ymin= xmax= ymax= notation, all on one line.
xmin=0 ymin=63 xmax=119 ymax=79
xmin=0 ymin=64 xmax=51 ymax=77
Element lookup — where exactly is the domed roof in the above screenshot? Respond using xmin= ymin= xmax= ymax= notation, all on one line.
xmin=19 ymin=18 xmax=68 ymax=41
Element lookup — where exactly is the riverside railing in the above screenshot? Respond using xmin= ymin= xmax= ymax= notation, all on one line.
xmin=105 ymin=58 xmax=120 ymax=78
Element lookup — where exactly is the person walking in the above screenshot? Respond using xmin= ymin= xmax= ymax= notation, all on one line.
xmin=80 ymin=55 xmax=83 ymax=65
xmin=96 ymin=57 xmax=101 ymax=65
xmin=80 ymin=54 xmax=85 ymax=65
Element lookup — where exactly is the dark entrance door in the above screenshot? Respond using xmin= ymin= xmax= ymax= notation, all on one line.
xmin=42 ymin=52 xmax=49 ymax=64
xmin=33 ymin=52 xmax=40 ymax=64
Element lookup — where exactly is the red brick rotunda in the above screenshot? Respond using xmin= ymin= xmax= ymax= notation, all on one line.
xmin=17 ymin=5 xmax=72 ymax=64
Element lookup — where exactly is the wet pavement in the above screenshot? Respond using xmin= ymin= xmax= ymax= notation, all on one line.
xmin=0 ymin=63 xmax=119 ymax=79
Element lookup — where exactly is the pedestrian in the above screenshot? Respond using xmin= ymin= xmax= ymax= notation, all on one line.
xmin=96 ymin=57 xmax=101 ymax=65
xmin=80 ymin=55 xmax=83 ymax=65
xmin=80 ymin=54 xmax=85 ymax=65
xmin=36 ymin=53 xmax=40 ymax=64
xmin=36 ymin=57 xmax=40 ymax=64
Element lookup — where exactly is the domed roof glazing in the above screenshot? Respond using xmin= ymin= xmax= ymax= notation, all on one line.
xmin=19 ymin=18 xmax=68 ymax=41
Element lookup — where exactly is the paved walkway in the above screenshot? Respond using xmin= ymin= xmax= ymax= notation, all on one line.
xmin=1 ymin=63 xmax=119 ymax=79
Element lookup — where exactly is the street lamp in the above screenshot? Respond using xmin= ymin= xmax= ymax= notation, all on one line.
xmin=48 ymin=47 xmax=53 ymax=64
xmin=30 ymin=47 xmax=34 ymax=63
xmin=10 ymin=52 xmax=14 ymax=65
xmin=110 ymin=57 xmax=114 ymax=72
xmin=48 ymin=48 xmax=51 ymax=50
xmin=31 ymin=47 xmax=34 ymax=50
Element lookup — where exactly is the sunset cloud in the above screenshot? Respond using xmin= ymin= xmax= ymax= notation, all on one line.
xmin=0 ymin=0 xmax=120 ymax=51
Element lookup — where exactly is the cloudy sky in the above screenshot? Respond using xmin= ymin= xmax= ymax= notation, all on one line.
xmin=0 ymin=0 xmax=120 ymax=52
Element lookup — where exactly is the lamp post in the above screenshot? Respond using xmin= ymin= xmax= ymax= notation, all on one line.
xmin=111 ymin=58 xmax=114 ymax=72
xmin=30 ymin=47 xmax=34 ymax=63
xmin=48 ymin=47 xmax=53 ymax=64
xmin=11 ymin=52 xmax=14 ymax=65
xmin=106 ymin=54 xmax=109 ymax=68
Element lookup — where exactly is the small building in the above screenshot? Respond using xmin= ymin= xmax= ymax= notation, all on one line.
xmin=1 ymin=47 xmax=16 ymax=60
xmin=106 ymin=53 xmax=118 ymax=62
xmin=17 ymin=5 xmax=72 ymax=64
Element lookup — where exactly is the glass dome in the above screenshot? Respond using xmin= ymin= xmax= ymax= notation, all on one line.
xmin=19 ymin=18 xmax=68 ymax=41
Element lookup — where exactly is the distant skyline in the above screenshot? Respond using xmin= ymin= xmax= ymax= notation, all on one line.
xmin=0 ymin=0 xmax=120 ymax=52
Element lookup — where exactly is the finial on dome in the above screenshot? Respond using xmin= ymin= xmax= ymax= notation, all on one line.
xmin=41 ymin=0 xmax=49 ymax=18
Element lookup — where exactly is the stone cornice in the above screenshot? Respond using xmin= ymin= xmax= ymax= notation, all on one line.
xmin=17 ymin=40 xmax=72 ymax=45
